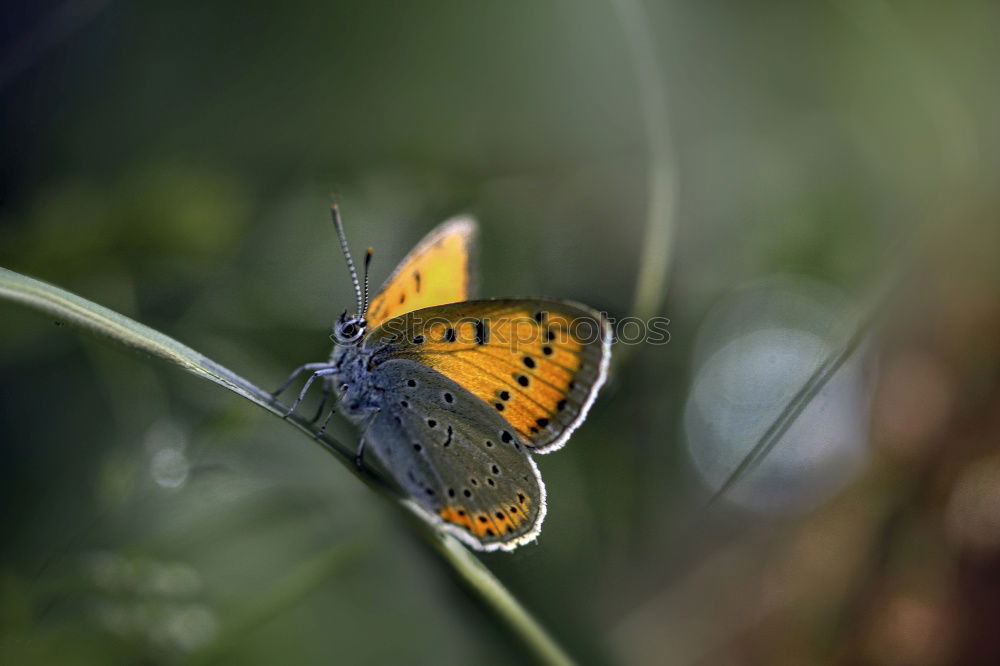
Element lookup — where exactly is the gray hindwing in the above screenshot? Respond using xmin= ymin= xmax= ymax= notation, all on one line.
xmin=364 ymin=358 xmax=546 ymax=550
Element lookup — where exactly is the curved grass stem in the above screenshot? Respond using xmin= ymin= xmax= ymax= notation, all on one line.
xmin=611 ymin=0 xmax=679 ymax=330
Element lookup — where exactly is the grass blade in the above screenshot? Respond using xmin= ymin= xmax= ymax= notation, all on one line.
xmin=707 ymin=266 xmax=900 ymax=505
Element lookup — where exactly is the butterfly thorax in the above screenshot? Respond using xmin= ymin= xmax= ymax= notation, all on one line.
xmin=329 ymin=341 xmax=382 ymax=425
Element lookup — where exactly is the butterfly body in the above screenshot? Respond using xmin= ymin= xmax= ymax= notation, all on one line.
xmin=328 ymin=341 xmax=381 ymax=423
xmin=277 ymin=210 xmax=611 ymax=551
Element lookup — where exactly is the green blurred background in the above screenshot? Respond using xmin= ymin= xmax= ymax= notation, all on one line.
xmin=2 ymin=1 xmax=999 ymax=664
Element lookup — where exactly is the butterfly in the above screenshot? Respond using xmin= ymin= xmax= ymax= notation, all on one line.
xmin=273 ymin=206 xmax=611 ymax=551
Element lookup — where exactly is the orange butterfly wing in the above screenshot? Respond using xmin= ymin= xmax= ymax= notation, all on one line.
xmin=365 ymin=300 xmax=611 ymax=453
xmin=364 ymin=217 xmax=476 ymax=330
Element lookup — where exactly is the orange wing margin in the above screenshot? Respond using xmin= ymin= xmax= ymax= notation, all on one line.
xmin=364 ymin=217 xmax=476 ymax=330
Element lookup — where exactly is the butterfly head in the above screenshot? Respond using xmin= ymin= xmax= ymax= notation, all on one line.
xmin=334 ymin=310 xmax=367 ymax=345
xmin=330 ymin=204 xmax=374 ymax=344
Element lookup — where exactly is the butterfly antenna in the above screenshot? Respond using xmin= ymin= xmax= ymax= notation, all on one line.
xmin=362 ymin=247 xmax=373 ymax=316
xmin=330 ymin=204 xmax=364 ymax=316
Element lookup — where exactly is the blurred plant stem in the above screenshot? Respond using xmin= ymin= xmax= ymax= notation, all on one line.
xmin=611 ymin=0 xmax=678 ymax=361
xmin=0 ymin=266 xmax=575 ymax=666
xmin=707 ymin=261 xmax=903 ymax=505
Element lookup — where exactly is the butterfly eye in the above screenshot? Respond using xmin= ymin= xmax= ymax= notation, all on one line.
xmin=336 ymin=317 xmax=366 ymax=343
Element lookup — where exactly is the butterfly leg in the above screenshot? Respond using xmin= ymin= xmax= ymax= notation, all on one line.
xmin=353 ymin=411 xmax=382 ymax=468
xmin=283 ymin=368 xmax=337 ymax=418
xmin=271 ymin=362 xmax=334 ymax=399
xmin=309 ymin=377 xmax=333 ymax=424
xmin=354 ymin=437 xmax=367 ymax=469
xmin=316 ymin=405 xmax=337 ymax=439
